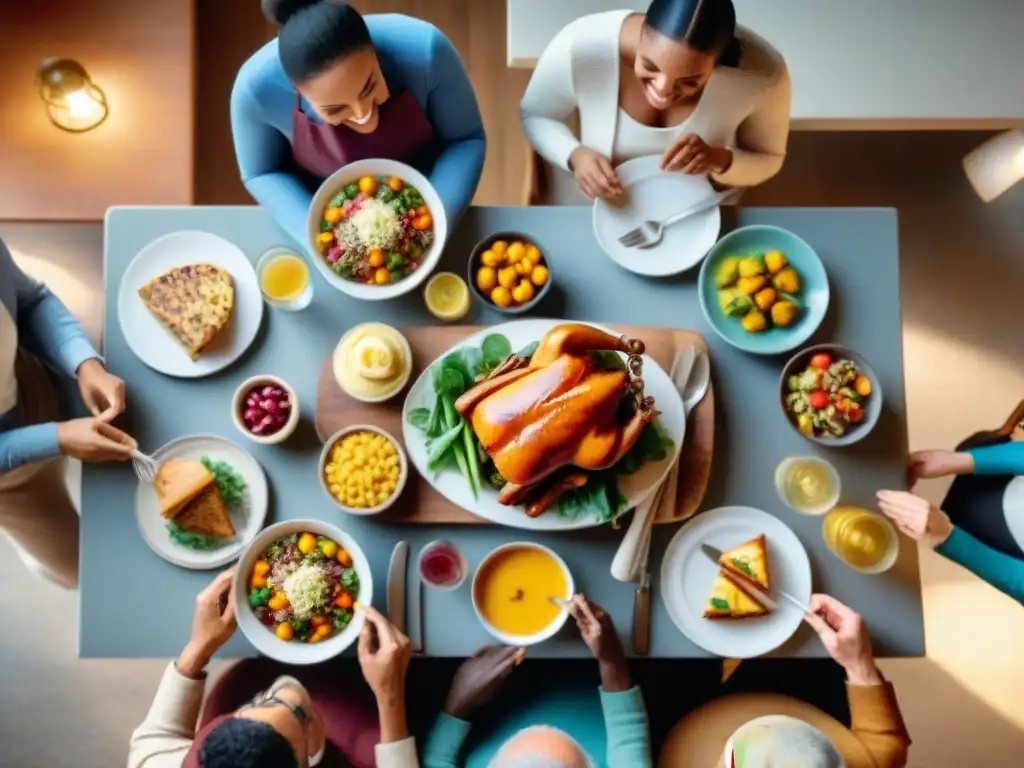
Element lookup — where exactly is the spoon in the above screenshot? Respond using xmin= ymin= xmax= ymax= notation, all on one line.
xmin=547 ymin=596 xmax=571 ymax=609
xmin=131 ymin=449 xmax=159 ymax=484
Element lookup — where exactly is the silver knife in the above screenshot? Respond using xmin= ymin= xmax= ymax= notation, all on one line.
xmin=386 ymin=542 xmax=409 ymax=634
xmin=700 ymin=543 xmax=810 ymax=614
xmin=632 ymin=525 xmax=653 ymax=656
xmin=409 ymin=568 xmax=424 ymax=653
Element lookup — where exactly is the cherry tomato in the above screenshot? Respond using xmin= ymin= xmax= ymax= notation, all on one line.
xmin=415 ymin=204 xmax=429 ymax=216
xmin=808 ymin=390 xmax=830 ymax=409
xmin=809 ymin=353 xmax=832 ymax=370
xmin=848 ymin=407 xmax=865 ymax=423
xmin=412 ymin=213 xmax=433 ymax=231
xmin=387 ymin=176 xmax=404 ymax=192
xmin=334 ymin=592 xmax=354 ymax=609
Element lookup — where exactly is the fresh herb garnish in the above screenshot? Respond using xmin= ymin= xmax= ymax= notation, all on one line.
xmin=249 ymin=587 xmax=272 ymax=608
xmin=332 ymin=607 xmax=354 ymax=631
xmin=200 ymin=456 xmax=246 ymax=507
xmin=710 ymin=597 xmax=730 ymax=610
xmin=167 ymin=521 xmax=229 ymax=551
xmin=341 ymin=568 xmax=360 ymax=592
xmin=730 ymin=558 xmax=754 ymax=578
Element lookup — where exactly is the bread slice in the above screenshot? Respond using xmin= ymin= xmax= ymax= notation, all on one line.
xmin=720 ymin=534 xmax=771 ymax=591
xmin=138 ymin=264 xmax=234 ymax=360
xmin=703 ymin=571 xmax=769 ymax=619
xmin=155 ymin=458 xmax=215 ymax=519
xmin=173 ymin=485 xmax=236 ymax=538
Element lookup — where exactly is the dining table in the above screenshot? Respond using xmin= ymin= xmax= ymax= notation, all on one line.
xmin=79 ymin=204 xmax=924 ymax=660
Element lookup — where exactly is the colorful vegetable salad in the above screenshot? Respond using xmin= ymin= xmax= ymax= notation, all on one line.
xmin=248 ymin=532 xmax=359 ymax=643
xmin=316 ymin=175 xmax=434 ymax=286
xmin=784 ymin=352 xmax=872 ymax=438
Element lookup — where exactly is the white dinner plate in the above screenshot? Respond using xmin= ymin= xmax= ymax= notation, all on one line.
xmin=135 ymin=434 xmax=269 ymax=570
xmin=592 ymin=155 xmax=721 ymax=277
xmin=660 ymin=505 xmax=812 ymax=658
xmin=401 ymin=319 xmax=686 ymax=531
xmin=117 ymin=230 xmax=264 ymax=377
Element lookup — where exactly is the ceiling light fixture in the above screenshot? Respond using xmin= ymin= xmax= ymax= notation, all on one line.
xmin=36 ymin=57 xmax=109 ymax=133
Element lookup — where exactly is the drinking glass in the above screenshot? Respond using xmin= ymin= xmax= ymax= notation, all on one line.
xmin=257 ymin=246 xmax=313 ymax=311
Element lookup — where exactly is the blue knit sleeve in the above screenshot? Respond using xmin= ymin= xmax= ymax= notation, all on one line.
xmin=968 ymin=442 xmax=1024 ymax=476
xmin=599 ymin=687 xmax=653 ymax=768
xmin=937 ymin=526 xmax=1024 ymax=604
xmin=422 ymin=27 xmax=486 ymax=227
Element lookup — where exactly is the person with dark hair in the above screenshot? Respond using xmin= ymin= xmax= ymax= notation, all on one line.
xmin=876 ymin=404 xmax=1024 ymax=604
xmin=128 ymin=570 xmax=420 ymax=768
xmin=232 ymin=1 xmax=485 ymax=249
xmin=520 ymin=0 xmax=791 ymax=205
xmin=422 ymin=594 xmax=652 ymax=767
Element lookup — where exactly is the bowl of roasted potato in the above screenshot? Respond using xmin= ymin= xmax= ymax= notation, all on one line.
xmin=698 ymin=225 xmax=830 ymax=355
xmin=468 ymin=231 xmax=552 ymax=314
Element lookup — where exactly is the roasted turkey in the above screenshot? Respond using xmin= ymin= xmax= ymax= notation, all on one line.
xmin=455 ymin=323 xmax=656 ymax=516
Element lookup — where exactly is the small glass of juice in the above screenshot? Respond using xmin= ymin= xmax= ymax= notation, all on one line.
xmin=775 ymin=456 xmax=841 ymax=516
xmin=822 ymin=506 xmax=899 ymax=574
xmin=418 ymin=540 xmax=467 ymax=591
xmin=257 ymin=247 xmax=313 ymax=311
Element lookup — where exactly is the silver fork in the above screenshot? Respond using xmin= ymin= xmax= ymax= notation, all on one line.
xmin=131 ymin=449 xmax=158 ymax=484
xmin=618 ymin=188 xmax=737 ymax=249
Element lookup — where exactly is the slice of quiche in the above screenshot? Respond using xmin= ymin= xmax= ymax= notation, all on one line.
xmin=138 ymin=264 xmax=234 ymax=360
xmin=703 ymin=571 xmax=769 ymax=619
xmin=719 ymin=534 xmax=771 ymax=591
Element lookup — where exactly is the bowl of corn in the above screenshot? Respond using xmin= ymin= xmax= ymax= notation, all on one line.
xmin=318 ymin=425 xmax=408 ymax=515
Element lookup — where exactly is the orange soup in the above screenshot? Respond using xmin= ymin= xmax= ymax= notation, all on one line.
xmin=474 ymin=546 xmax=569 ymax=636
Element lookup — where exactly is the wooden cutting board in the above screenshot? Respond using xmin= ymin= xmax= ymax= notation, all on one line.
xmin=315 ymin=324 xmax=714 ymax=525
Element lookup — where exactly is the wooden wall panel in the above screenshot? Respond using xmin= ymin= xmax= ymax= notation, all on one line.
xmin=193 ymin=0 xmax=531 ymax=207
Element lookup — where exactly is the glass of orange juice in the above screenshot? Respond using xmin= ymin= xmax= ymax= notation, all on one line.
xmin=257 ymin=247 xmax=312 ymax=311
xmin=822 ymin=506 xmax=899 ymax=574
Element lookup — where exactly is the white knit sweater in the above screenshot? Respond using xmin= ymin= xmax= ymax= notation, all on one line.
xmin=520 ymin=10 xmax=791 ymax=195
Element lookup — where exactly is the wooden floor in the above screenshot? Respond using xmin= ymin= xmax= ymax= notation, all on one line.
xmin=194 ymin=0 xmax=532 ymax=207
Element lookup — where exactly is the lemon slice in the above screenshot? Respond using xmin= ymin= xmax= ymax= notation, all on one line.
xmin=351 ymin=336 xmax=397 ymax=380
xmin=424 ymin=272 xmax=470 ymax=321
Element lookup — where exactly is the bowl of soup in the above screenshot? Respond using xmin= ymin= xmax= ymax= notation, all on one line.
xmin=472 ymin=542 xmax=574 ymax=646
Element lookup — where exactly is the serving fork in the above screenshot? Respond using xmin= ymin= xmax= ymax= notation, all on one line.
xmin=131 ymin=449 xmax=159 ymax=484
xmin=618 ymin=189 xmax=739 ymax=249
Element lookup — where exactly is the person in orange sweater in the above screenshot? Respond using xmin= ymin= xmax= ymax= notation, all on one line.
xmin=658 ymin=594 xmax=910 ymax=767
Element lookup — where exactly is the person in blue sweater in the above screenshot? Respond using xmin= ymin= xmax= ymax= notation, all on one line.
xmin=0 ymin=238 xmax=135 ymax=588
xmin=877 ymin=427 xmax=1024 ymax=605
xmin=232 ymin=0 xmax=486 ymax=251
xmin=423 ymin=594 xmax=652 ymax=768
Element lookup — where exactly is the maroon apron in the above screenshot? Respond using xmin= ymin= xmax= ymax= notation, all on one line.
xmin=292 ymin=90 xmax=435 ymax=178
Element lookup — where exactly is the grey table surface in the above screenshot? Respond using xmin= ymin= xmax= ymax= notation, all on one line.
xmin=81 ymin=204 xmax=923 ymax=660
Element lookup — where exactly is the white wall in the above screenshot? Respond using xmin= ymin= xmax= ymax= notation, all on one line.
xmin=507 ymin=0 xmax=1024 ymax=127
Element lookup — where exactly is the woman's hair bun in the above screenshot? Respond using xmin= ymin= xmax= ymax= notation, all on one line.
xmin=261 ymin=0 xmax=321 ymax=27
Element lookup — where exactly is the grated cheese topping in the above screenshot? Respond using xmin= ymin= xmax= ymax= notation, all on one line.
xmin=281 ymin=563 xmax=330 ymax=620
xmin=338 ymin=198 xmax=402 ymax=252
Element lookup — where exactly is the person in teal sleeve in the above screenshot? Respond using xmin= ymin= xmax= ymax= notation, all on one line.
xmin=0 ymin=237 xmax=136 ymax=588
xmin=423 ymin=594 xmax=652 ymax=768
xmin=877 ymin=421 xmax=1024 ymax=604
xmin=232 ymin=0 xmax=486 ymax=251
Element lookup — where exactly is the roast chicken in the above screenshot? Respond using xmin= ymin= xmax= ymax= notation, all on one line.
xmin=454 ymin=323 xmax=656 ymax=516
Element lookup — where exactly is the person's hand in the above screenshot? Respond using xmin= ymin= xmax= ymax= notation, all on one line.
xmin=76 ymin=359 xmax=126 ymax=422
xmin=661 ymin=133 xmax=732 ymax=175
xmin=803 ymin=594 xmax=882 ymax=687
xmin=907 ymin=449 xmax=973 ymax=487
xmin=178 ymin=569 xmax=237 ymax=677
xmin=444 ymin=644 xmax=525 ymax=720
xmin=876 ymin=490 xmax=953 ymax=548
xmin=56 ymin=417 xmax=136 ymax=462
xmin=357 ymin=605 xmax=412 ymax=705
xmin=569 ymin=594 xmax=631 ymax=692
xmin=569 ymin=147 xmax=624 ymax=200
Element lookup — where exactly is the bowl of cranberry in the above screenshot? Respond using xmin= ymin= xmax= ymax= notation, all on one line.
xmin=232 ymin=376 xmax=300 ymax=445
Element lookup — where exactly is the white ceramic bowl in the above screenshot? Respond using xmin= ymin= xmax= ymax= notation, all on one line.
xmin=332 ymin=323 xmax=413 ymax=404
xmin=318 ymin=425 xmax=409 ymax=516
xmin=231 ymin=375 xmax=300 ymax=446
xmin=471 ymin=542 xmax=574 ymax=646
xmin=306 ymin=158 xmax=448 ymax=301
xmin=233 ymin=519 xmax=373 ymax=665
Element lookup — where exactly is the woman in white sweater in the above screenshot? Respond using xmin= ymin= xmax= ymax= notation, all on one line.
xmin=520 ymin=0 xmax=791 ymax=205
xmin=128 ymin=570 xmax=420 ymax=768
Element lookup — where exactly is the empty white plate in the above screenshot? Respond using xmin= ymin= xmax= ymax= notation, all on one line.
xmin=660 ymin=505 xmax=812 ymax=658
xmin=135 ymin=434 xmax=268 ymax=570
xmin=592 ymin=155 xmax=721 ymax=277
xmin=117 ymin=230 xmax=264 ymax=378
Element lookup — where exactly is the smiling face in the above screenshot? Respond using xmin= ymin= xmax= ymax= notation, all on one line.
xmin=634 ymin=25 xmax=718 ymax=109
xmin=296 ymin=46 xmax=389 ymax=133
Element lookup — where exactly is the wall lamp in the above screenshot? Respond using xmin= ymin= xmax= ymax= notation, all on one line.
xmin=963 ymin=130 xmax=1024 ymax=203
xmin=36 ymin=57 xmax=109 ymax=133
